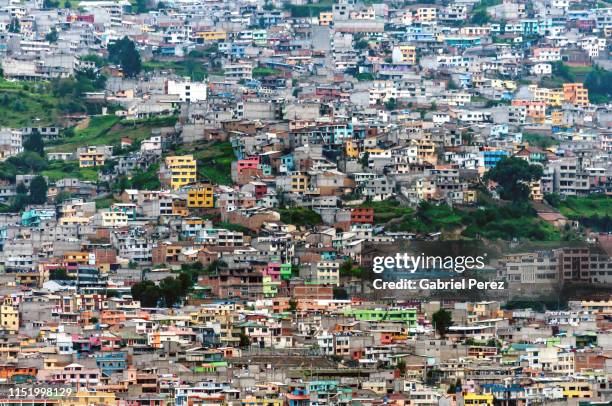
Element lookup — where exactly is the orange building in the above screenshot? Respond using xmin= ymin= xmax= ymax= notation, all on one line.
xmin=563 ymin=83 xmax=589 ymax=106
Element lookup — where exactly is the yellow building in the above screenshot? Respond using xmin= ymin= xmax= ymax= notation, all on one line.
xmin=463 ymin=393 xmax=494 ymax=406
xmin=319 ymin=12 xmax=333 ymax=26
xmin=560 ymin=381 xmax=592 ymax=399
xmin=241 ymin=396 xmax=283 ymax=406
xmin=165 ymin=155 xmax=197 ymax=190
xmin=0 ymin=297 xmax=19 ymax=333
xmin=414 ymin=139 xmax=437 ymax=165
xmin=79 ymin=146 xmax=108 ymax=168
xmin=187 ymin=183 xmax=215 ymax=208
xmin=345 ymin=140 xmax=360 ymax=158
xmin=60 ymin=390 xmax=116 ymax=406
xmin=548 ymin=89 xmax=563 ymax=106
xmin=416 ymin=7 xmax=437 ymax=21
xmin=101 ymin=210 xmax=129 ymax=227
xmin=193 ymin=31 xmax=227 ymax=41
xmin=464 ymin=189 xmax=477 ymax=204
xmin=392 ymin=45 xmax=417 ymax=64
xmin=290 ymin=173 xmax=309 ymax=194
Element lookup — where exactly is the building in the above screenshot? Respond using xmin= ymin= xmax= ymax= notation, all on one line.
xmin=163 ymin=155 xmax=198 ymax=190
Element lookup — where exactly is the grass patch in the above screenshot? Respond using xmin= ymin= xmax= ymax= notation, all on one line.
xmin=48 ymin=115 xmax=176 ymax=153
xmin=462 ymin=203 xmax=561 ymax=240
xmin=172 ymin=141 xmax=235 ymax=185
xmin=557 ymin=195 xmax=612 ymax=231
xmin=278 ymin=208 xmax=322 ymax=227
xmin=559 ymin=195 xmax=612 ymax=217
xmin=47 ymin=115 xmax=119 ymax=152
xmin=216 ymin=221 xmax=252 ymax=234
xmin=567 ymin=65 xmax=594 ymax=75
xmin=129 ymin=163 xmax=161 ymax=190
xmin=95 ymin=196 xmax=118 ymax=209
xmin=253 ymin=67 xmax=282 ymax=77
xmin=143 ymin=59 xmax=207 ymax=81
xmin=0 ymin=80 xmax=62 ymax=126
xmin=362 ymin=199 xmax=414 ymax=224
xmin=283 ymin=0 xmax=332 ymax=17
xmin=523 ymin=133 xmax=560 ymax=148
xmin=42 ymin=160 xmax=100 ymax=181
xmin=355 ymin=72 xmax=375 ymax=81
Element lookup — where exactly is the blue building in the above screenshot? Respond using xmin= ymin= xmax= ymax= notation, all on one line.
xmin=482 ymin=150 xmax=509 ymax=169
xmin=280 ymin=154 xmax=294 ymax=172
xmin=96 ymin=352 xmax=127 ymax=376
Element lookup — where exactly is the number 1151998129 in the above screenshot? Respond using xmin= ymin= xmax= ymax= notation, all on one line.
xmin=8 ymin=387 xmax=73 ymax=398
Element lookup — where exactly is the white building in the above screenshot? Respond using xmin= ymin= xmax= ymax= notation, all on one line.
xmin=166 ymin=80 xmax=207 ymax=103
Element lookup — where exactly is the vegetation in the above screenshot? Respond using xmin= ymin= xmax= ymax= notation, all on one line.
xmin=131 ymin=261 xmax=215 ymax=308
xmin=94 ymin=196 xmax=118 ymax=210
xmin=108 ymin=36 xmax=142 ymax=78
xmin=485 ymin=157 xmax=543 ymax=202
xmin=42 ymin=161 xmax=99 ymax=182
xmin=432 ymin=309 xmax=453 ymax=338
xmin=584 ymin=66 xmax=612 ymax=104
xmin=48 ymin=115 xmax=175 ymax=153
xmin=23 ymin=130 xmax=45 ymax=156
xmin=549 ymin=194 xmax=612 ymax=232
xmin=49 ymin=268 xmax=72 ymax=280
xmin=0 ymin=80 xmax=61 ymax=126
xmin=363 ymin=199 xmax=414 ymax=224
xmin=522 ymin=132 xmax=559 ymax=149
xmin=180 ymin=141 xmax=236 ymax=185
xmin=278 ymin=207 xmax=322 ymax=227
xmin=471 ymin=0 xmax=501 ymax=19
xmin=462 ymin=202 xmax=561 ymax=241
xmin=355 ymin=72 xmax=375 ymax=81
xmin=118 ymin=163 xmax=161 ymax=191
xmin=283 ymin=0 xmax=332 ymax=17
xmin=0 ymin=152 xmax=48 ymax=182
xmin=28 ymin=176 xmax=48 ymax=205
xmin=216 ymin=222 xmax=252 ymax=234
xmin=143 ymin=58 xmax=207 ymax=81
xmin=253 ymin=67 xmax=282 ymax=77
xmin=339 ymin=259 xmax=363 ymax=277
xmin=0 ymin=66 xmax=107 ymax=126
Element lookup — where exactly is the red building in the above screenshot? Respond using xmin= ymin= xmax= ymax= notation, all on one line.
xmin=351 ymin=207 xmax=374 ymax=224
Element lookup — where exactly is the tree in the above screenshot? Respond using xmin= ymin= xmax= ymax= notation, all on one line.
xmin=544 ymin=193 xmax=561 ymax=208
xmin=470 ymin=9 xmax=489 ymax=24
xmin=397 ymin=360 xmax=406 ymax=376
xmin=178 ymin=272 xmax=192 ymax=294
xmin=355 ymin=40 xmax=369 ymax=50
xmin=16 ymin=182 xmax=27 ymax=195
xmin=45 ymin=28 xmax=59 ymax=43
xmin=159 ymin=276 xmax=182 ymax=307
xmin=108 ymin=36 xmax=142 ymax=78
xmin=384 ymin=98 xmax=397 ymax=111
xmin=239 ymin=332 xmax=250 ymax=348
xmin=584 ymin=66 xmax=612 ymax=103
xmin=43 ymin=0 xmax=60 ymax=7
xmin=432 ymin=309 xmax=453 ymax=338
xmin=131 ymin=280 xmax=161 ymax=307
xmin=8 ymin=18 xmax=20 ymax=33
xmin=29 ymin=176 xmax=48 ymax=205
xmin=23 ymin=130 xmax=45 ymax=156
xmin=551 ymin=61 xmax=576 ymax=83
xmin=485 ymin=157 xmax=543 ymax=202
xmin=50 ymin=268 xmax=71 ymax=280
xmin=133 ymin=0 xmax=149 ymax=13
